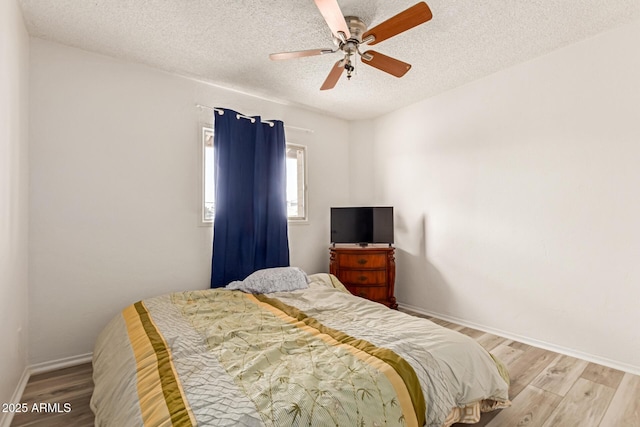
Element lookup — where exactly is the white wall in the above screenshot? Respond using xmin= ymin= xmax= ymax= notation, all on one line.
xmin=362 ymin=19 xmax=640 ymax=373
xmin=28 ymin=39 xmax=350 ymax=364
xmin=0 ymin=0 xmax=30 ymax=414
xmin=347 ymin=120 xmax=376 ymax=205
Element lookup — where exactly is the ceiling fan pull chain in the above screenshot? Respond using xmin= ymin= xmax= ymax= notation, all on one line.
xmin=354 ymin=53 xmax=359 ymax=77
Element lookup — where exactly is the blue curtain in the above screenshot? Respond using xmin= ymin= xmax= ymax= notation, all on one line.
xmin=210 ymin=108 xmax=290 ymax=288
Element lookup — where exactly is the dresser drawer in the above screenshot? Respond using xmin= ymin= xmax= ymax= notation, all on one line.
xmin=339 ymin=270 xmax=386 ymax=286
xmin=337 ymin=253 xmax=387 ymax=268
xmin=349 ymin=286 xmax=389 ymax=303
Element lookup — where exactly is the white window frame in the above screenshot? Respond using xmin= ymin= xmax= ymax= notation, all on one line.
xmin=200 ymin=124 xmax=215 ymax=225
xmin=286 ymin=143 xmax=308 ymax=223
xmin=200 ymin=125 xmax=308 ymax=225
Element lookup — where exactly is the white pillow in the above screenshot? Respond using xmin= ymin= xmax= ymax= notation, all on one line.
xmin=226 ymin=267 xmax=309 ymax=294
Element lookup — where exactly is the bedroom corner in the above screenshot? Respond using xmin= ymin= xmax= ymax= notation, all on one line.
xmin=0 ymin=1 xmax=30 ymax=426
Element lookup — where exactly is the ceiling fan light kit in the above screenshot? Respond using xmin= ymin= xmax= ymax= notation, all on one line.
xmin=269 ymin=1 xmax=433 ymax=90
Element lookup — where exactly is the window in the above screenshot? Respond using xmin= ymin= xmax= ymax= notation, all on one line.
xmin=201 ymin=125 xmax=307 ymax=224
xmin=202 ymin=126 xmax=215 ymax=223
xmin=286 ymin=144 xmax=307 ymax=222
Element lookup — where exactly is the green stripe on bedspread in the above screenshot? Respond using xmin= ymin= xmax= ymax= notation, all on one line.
xmin=490 ymin=353 xmax=511 ymax=386
xmin=255 ymin=294 xmax=427 ymax=427
xmin=133 ymin=301 xmax=193 ymax=427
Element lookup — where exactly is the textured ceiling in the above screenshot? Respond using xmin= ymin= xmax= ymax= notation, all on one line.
xmin=18 ymin=0 xmax=640 ymax=120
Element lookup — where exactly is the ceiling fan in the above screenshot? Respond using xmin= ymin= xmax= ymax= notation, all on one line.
xmin=269 ymin=1 xmax=433 ymax=90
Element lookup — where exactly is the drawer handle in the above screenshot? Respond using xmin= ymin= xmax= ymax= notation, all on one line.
xmin=357 ymin=259 xmax=368 ymax=265
xmin=358 ymin=275 xmax=368 ymax=282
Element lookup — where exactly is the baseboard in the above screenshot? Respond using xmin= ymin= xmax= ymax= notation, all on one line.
xmin=28 ymin=352 xmax=93 ymax=376
xmin=0 ymin=367 xmax=30 ymax=427
xmin=398 ymin=302 xmax=640 ymax=376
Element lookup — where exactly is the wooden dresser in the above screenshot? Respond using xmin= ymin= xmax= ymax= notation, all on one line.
xmin=329 ymin=245 xmax=397 ymax=309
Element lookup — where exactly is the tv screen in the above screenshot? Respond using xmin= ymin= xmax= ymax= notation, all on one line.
xmin=330 ymin=207 xmax=394 ymax=245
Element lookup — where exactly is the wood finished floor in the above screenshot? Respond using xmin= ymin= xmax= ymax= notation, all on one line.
xmin=10 ymin=362 xmax=94 ymax=426
xmin=10 ymin=312 xmax=640 ymax=427
xmin=403 ymin=310 xmax=640 ymax=427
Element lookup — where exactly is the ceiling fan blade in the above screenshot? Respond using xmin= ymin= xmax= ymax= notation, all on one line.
xmin=269 ymin=49 xmax=334 ymax=61
xmin=362 ymin=2 xmax=432 ymax=46
xmin=314 ymin=0 xmax=351 ymax=40
xmin=361 ymin=50 xmax=411 ymax=77
xmin=320 ymin=59 xmax=345 ymax=90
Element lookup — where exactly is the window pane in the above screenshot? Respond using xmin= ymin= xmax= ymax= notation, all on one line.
xmin=286 ymin=144 xmax=307 ymax=221
xmin=203 ymin=127 xmax=215 ymax=222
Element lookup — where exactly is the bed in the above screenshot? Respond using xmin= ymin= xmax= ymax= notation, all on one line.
xmin=90 ymin=271 xmax=510 ymax=427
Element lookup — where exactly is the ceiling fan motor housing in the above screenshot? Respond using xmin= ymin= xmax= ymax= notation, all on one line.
xmin=334 ymin=16 xmax=369 ymax=53
xmin=343 ymin=16 xmax=367 ymax=42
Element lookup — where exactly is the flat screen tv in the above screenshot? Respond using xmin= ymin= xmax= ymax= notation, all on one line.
xmin=330 ymin=207 xmax=394 ymax=246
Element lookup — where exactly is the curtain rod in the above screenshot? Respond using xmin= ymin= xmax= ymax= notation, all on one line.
xmin=195 ymin=104 xmax=314 ymax=133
